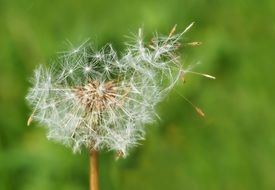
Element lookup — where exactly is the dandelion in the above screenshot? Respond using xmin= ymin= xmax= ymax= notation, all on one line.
xmin=26 ymin=23 xmax=214 ymax=190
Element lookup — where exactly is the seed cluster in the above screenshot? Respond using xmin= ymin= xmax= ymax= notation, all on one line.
xmin=73 ymin=80 xmax=120 ymax=113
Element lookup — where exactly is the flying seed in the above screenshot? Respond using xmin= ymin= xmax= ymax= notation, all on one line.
xmin=195 ymin=107 xmax=205 ymax=117
xmin=185 ymin=42 xmax=203 ymax=47
xmin=27 ymin=113 xmax=34 ymax=126
xmin=169 ymin=24 xmax=177 ymax=38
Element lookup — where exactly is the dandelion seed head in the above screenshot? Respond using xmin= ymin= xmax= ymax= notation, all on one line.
xmin=26 ymin=24 xmax=209 ymax=157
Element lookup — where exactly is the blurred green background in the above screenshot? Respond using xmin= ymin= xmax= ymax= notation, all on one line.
xmin=0 ymin=0 xmax=275 ymax=189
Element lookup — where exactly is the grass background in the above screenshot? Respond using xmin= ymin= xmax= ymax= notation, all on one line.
xmin=0 ymin=0 xmax=275 ymax=189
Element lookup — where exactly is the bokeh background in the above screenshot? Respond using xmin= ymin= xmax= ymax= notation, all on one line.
xmin=1 ymin=0 xmax=275 ymax=189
